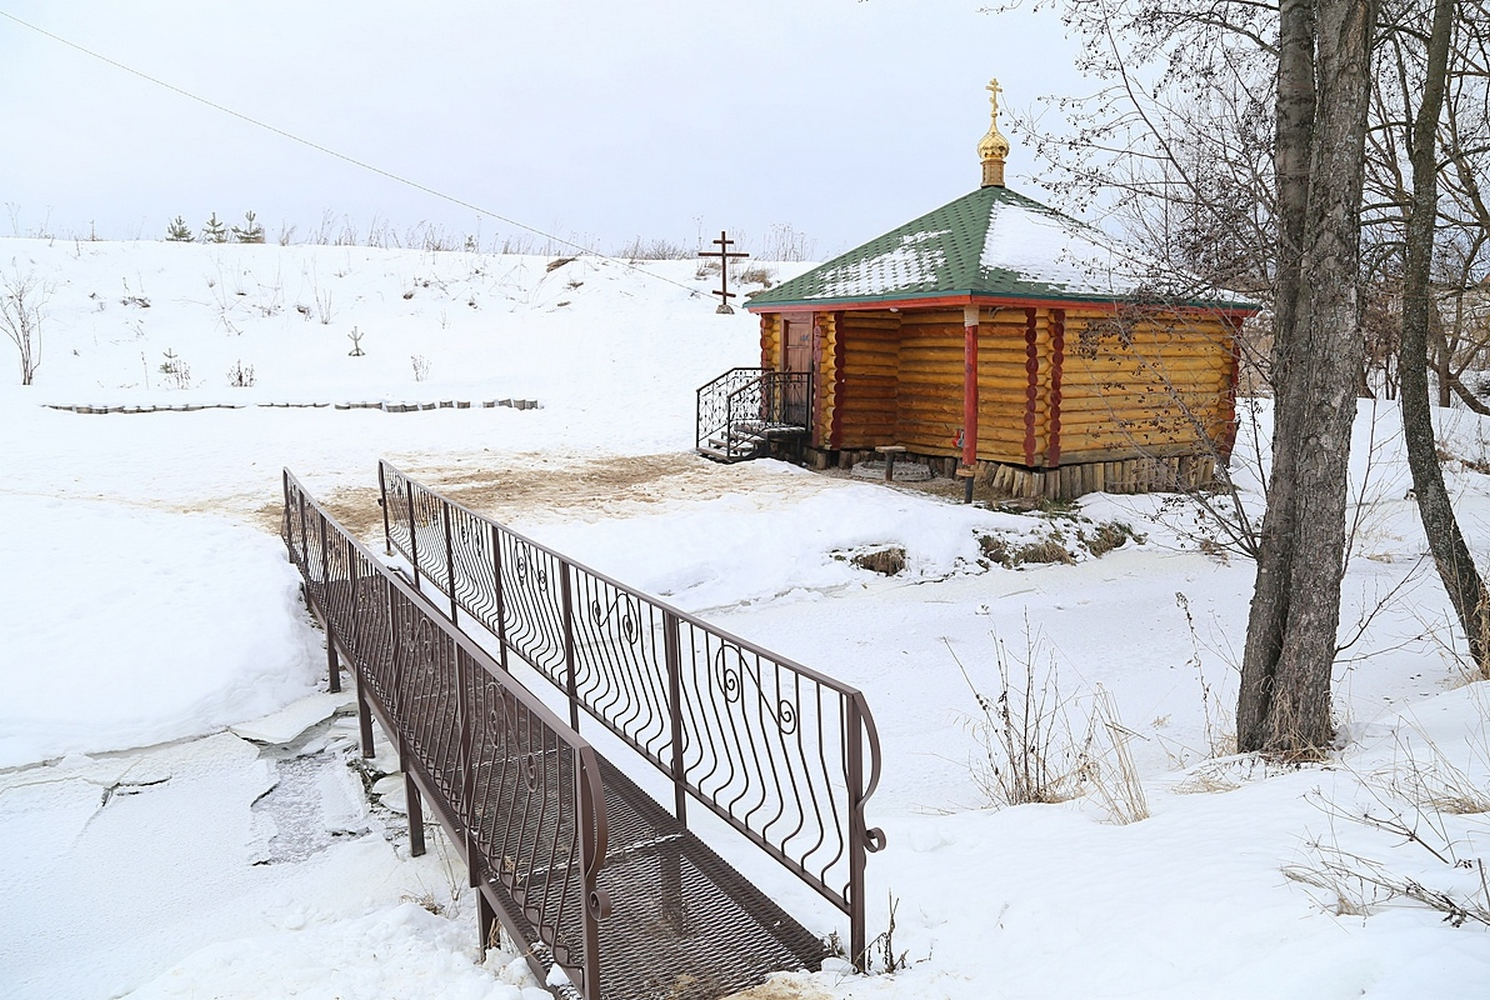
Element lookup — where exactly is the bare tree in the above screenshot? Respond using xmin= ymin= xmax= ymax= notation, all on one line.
xmin=0 ymin=266 xmax=49 ymax=385
xmin=1010 ymin=0 xmax=1377 ymax=750
xmin=1393 ymin=0 xmax=1490 ymax=676
xmin=1363 ymin=1 xmax=1490 ymax=409
xmin=1237 ymin=0 xmax=1379 ymax=753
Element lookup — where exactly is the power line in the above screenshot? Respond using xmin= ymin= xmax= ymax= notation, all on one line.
xmin=0 ymin=8 xmax=706 ymax=294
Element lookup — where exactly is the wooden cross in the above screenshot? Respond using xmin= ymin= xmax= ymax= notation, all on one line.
xmin=698 ymin=230 xmax=749 ymax=314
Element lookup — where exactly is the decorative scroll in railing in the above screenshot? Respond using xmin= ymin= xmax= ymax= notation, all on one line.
xmin=379 ymin=460 xmax=885 ymax=966
xmin=749 ymin=369 xmax=813 ymax=431
xmin=696 ymin=368 xmax=814 ymax=459
xmin=696 ymin=366 xmax=767 ymax=456
xmin=283 ymin=470 xmax=610 ymax=997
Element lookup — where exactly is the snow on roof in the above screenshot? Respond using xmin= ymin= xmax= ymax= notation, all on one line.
xmin=747 ymin=185 xmax=1255 ymax=311
xmin=814 ymin=229 xmax=951 ymax=300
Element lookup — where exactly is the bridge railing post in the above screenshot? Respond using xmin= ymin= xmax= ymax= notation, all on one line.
xmin=456 ymin=644 xmax=477 ymax=882
xmin=281 ymin=470 xmax=291 ymax=558
xmin=577 ymin=751 xmax=608 ymax=1000
xmin=405 ymin=479 xmax=420 ymax=589
xmin=442 ymin=500 xmax=458 ymax=624
xmin=561 ymin=560 xmax=579 ymax=734
xmin=491 ymin=523 xmax=510 ymax=672
xmin=297 ymin=489 xmax=309 ymax=581
xmin=847 ymin=693 xmax=868 ymax=972
xmin=379 ymin=461 xmax=393 ymax=556
xmin=663 ymin=610 xmax=687 ymax=824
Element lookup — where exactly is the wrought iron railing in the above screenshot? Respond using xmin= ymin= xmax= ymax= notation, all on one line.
xmin=695 ymin=368 xmax=814 ymax=458
xmin=378 ymin=460 xmax=885 ymax=967
xmin=283 ymin=470 xmax=610 ymax=997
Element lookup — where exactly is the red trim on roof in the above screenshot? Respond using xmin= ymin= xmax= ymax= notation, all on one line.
xmin=749 ymin=293 xmax=1260 ymax=320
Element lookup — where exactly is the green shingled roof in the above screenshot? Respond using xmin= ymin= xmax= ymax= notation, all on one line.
xmin=746 ymin=185 xmax=1255 ymax=311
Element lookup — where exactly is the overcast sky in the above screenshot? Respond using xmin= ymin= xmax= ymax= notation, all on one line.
xmin=0 ymin=1 xmax=1088 ymax=258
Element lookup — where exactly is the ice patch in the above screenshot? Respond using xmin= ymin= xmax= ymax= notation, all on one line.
xmin=231 ymin=690 xmax=356 ymax=745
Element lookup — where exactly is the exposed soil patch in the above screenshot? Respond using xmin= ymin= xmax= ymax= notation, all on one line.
xmin=251 ymin=489 xmax=384 ymax=542
xmin=247 ymin=453 xmax=824 ymax=542
xmin=379 ymin=452 xmax=824 ymax=529
xmin=424 ymin=453 xmax=757 ymax=520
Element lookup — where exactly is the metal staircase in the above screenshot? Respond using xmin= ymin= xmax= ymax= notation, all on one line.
xmin=695 ymin=368 xmax=812 ymax=463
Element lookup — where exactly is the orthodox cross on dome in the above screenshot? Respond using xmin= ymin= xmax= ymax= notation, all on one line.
xmin=698 ymin=230 xmax=749 ymax=314
xmin=978 ymin=77 xmax=1011 ymax=188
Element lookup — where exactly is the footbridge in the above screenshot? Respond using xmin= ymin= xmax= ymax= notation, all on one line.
xmin=282 ymin=466 xmax=883 ymax=1000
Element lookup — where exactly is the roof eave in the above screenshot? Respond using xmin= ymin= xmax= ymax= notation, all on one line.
xmin=747 ymin=288 xmax=1262 ymax=315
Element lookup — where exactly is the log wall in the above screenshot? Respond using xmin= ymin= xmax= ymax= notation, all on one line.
xmin=755 ymin=302 xmax=1238 ymax=479
xmin=892 ymin=311 xmax=964 ymax=456
xmin=963 ymin=307 xmax=1039 ymax=465
xmin=832 ymin=310 xmax=899 ymax=448
xmin=1056 ymin=309 xmax=1234 ymax=464
xmin=759 ymin=313 xmax=782 ymax=372
xmin=815 ymin=311 xmax=840 ymax=446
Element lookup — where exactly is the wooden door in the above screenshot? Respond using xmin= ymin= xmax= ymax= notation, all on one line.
xmin=781 ymin=314 xmax=816 ymax=429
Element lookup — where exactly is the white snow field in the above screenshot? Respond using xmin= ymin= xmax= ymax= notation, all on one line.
xmin=2 ymin=236 xmax=1489 ymax=998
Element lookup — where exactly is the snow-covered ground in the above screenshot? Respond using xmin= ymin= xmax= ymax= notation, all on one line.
xmin=2 ymin=237 xmax=1489 ymax=998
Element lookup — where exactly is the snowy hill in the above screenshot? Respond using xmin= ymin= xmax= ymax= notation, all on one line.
xmin=2 ymin=237 xmax=1489 ymax=999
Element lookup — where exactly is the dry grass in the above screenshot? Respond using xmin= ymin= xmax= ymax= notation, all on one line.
xmin=1087 ymin=686 xmax=1150 ymax=825
xmin=1283 ymin=712 xmax=1490 ymax=927
xmin=954 ymin=630 xmax=1151 ymax=823
xmin=1172 ymin=754 xmax=1310 ymax=795
xmin=975 ymin=518 xmax=1140 ymax=570
xmin=977 ymin=533 xmax=1077 ymax=569
xmin=1080 ymin=520 xmax=1145 ymax=557
xmin=954 ymin=627 xmax=1087 ymax=807
xmin=851 ymin=547 xmax=906 ymax=576
xmin=1375 ymin=717 xmax=1490 ymax=816
xmin=736 ymin=264 xmax=776 ymax=287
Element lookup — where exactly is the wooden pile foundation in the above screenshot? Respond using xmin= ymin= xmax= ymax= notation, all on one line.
xmin=821 ymin=446 xmax=1215 ymax=501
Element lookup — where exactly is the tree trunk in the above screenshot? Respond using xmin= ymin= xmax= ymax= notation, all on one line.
xmin=1238 ymin=0 xmax=1378 ymax=753
xmin=1399 ymin=0 xmax=1490 ymax=676
xmin=1448 ymin=371 xmax=1490 ymax=416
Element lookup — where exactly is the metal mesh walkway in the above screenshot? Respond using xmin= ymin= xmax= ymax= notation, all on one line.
xmin=589 ymin=756 xmax=826 ymax=1000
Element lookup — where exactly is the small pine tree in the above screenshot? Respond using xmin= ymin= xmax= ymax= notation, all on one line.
xmin=201 ymin=212 xmax=229 ymax=243
xmin=232 ymin=210 xmax=265 ymax=244
xmin=165 ymin=216 xmax=194 ymax=242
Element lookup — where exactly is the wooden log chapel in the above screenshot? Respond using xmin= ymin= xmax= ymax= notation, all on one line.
xmin=738 ymin=80 xmax=1258 ymax=501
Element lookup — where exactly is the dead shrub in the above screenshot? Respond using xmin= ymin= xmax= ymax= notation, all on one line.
xmin=978 ymin=534 xmax=1011 ymax=566
xmin=952 ymin=625 xmax=1089 ymax=807
xmin=952 ymin=625 xmax=1150 ymax=823
xmin=736 ymin=264 xmax=776 ymax=287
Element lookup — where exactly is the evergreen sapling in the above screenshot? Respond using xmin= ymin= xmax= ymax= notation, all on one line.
xmin=232 ymin=210 xmax=265 ymax=244
xmin=201 ymin=213 xmax=229 ymax=243
xmin=165 ymin=216 xmax=194 ymax=242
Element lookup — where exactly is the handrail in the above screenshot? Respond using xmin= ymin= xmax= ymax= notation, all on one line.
xmin=379 ymin=459 xmax=886 ymax=967
xmin=695 ymin=366 xmax=767 ymax=455
xmin=283 ymin=469 xmax=610 ymax=997
xmin=697 ymin=368 xmax=813 ymax=459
